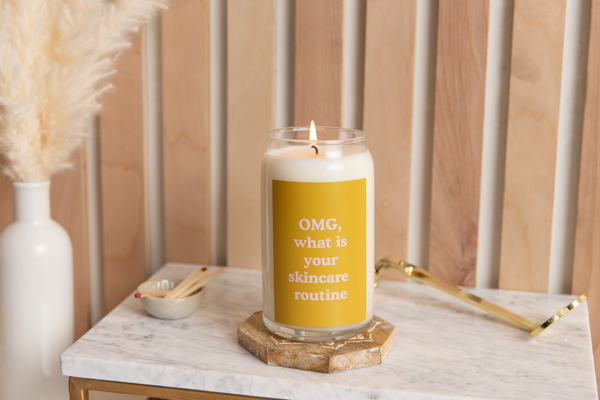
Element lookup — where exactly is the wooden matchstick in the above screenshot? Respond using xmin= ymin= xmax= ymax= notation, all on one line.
xmin=134 ymin=290 xmax=171 ymax=298
xmin=173 ymin=268 xmax=225 ymax=299
xmin=165 ymin=266 xmax=208 ymax=299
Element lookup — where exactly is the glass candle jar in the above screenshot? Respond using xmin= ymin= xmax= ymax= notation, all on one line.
xmin=261 ymin=124 xmax=374 ymax=342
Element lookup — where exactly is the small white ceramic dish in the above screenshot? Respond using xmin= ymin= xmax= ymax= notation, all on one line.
xmin=137 ymin=279 xmax=205 ymax=319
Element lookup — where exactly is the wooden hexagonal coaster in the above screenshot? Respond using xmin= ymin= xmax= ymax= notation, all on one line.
xmin=238 ymin=311 xmax=394 ymax=373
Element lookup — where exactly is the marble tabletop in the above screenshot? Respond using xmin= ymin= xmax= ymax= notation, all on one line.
xmin=61 ymin=263 xmax=598 ymax=400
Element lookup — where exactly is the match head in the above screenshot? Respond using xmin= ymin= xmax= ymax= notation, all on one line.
xmin=202 ymin=267 xmax=208 ymax=271
xmin=134 ymin=293 xmax=141 ymax=298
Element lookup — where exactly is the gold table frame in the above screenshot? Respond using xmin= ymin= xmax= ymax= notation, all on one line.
xmin=69 ymin=377 xmax=268 ymax=400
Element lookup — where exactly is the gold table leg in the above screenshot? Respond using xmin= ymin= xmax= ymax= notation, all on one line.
xmin=69 ymin=377 xmax=89 ymax=400
xmin=68 ymin=377 xmax=269 ymax=400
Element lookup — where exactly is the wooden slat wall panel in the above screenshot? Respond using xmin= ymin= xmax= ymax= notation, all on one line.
xmin=363 ymin=0 xmax=417 ymax=276
xmin=573 ymin=0 xmax=600 ymax=386
xmin=226 ymin=0 xmax=275 ymax=269
xmin=100 ymin=34 xmax=148 ymax=313
xmin=0 ymin=171 xmax=11 ymax=333
xmin=50 ymin=149 xmax=89 ymax=340
xmin=0 ymin=174 xmax=12 ymax=244
xmin=294 ymin=0 xmax=344 ymax=126
xmin=499 ymin=0 xmax=566 ymax=292
xmin=162 ymin=0 xmax=211 ymax=265
xmin=428 ymin=0 xmax=489 ymax=286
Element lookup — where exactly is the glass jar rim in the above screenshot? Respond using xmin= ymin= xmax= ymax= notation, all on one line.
xmin=268 ymin=125 xmax=367 ymax=145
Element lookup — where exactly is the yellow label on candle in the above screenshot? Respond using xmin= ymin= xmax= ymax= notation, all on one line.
xmin=273 ymin=179 xmax=366 ymax=328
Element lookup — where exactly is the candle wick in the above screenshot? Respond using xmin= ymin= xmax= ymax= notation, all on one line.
xmin=311 ymin=145 xmax=319 ymax=154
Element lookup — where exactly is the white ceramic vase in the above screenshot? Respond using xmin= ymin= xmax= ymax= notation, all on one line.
xmin=0 ymin=181 xmax=74 ymax=399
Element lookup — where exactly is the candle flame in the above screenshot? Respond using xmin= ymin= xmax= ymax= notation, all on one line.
xmin=309 ymin=120 xmax=317 ymax=143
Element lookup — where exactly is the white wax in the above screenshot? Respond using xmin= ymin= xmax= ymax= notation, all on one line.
xmin=262 ymin=144 xmax=374 ymax=332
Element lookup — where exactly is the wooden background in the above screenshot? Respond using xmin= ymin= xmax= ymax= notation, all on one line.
xmin=0 ymin=0 xmax=599 ymax=386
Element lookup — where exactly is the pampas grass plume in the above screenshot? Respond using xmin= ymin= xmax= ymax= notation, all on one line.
xmin=0 ymin=0 xmax=168 ymax=182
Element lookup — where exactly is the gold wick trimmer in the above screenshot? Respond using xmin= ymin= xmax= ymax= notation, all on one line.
xmin=374 ymin=257 xmax=587 ymax=338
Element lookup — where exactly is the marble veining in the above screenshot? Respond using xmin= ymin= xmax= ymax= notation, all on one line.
xmin=62 ymin=264 xmax=598 ymax=400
